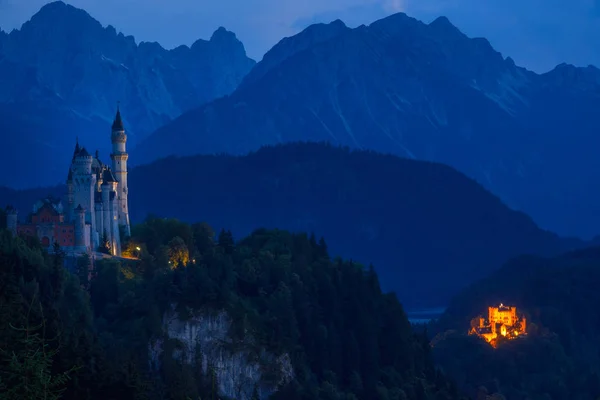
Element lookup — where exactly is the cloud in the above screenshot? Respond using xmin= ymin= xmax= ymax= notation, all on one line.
xmin=382 ymin=0 xmax=406 ymax=13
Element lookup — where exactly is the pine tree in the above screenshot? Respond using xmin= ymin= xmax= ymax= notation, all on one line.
xmin=0 ymin=295 xmax=77 ymax=400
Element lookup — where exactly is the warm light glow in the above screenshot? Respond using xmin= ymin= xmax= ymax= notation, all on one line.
xmin=136 ymin=246 xmax=141 ymax=251
xmin=468 ymin=304 xmax=527 ymax=347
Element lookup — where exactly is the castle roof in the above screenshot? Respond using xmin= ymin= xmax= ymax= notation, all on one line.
xmin=75 ymin=204 xmax=84 ymax=212
xmin=67 ymin=169 xmax=72 ymax=183
xmin=102 ymin=168 xmax=117 ymax=183
xmin=72 ymin=138 xmax=81 ymax=160
xmin=112 ymin=106 xmax=124 ymax=131
xmin=79 ymin=147 xmax=92 ymax=158
xmin=92 ymin=156 xmax=103 ymax=171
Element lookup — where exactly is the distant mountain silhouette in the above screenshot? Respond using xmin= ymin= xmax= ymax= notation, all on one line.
xmin=0 ymin=1 xmax=255 ymax=188
xmin=135 ymin=13 xmax=600 ymax=239
xmin=3 ymin=143 xmax=586 ymax=308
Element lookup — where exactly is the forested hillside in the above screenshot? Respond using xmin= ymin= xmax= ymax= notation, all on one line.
xmin=431 ymin=247 xmax=600 ymax=400
xmin=0 ymin=219 xmax=464 ymax=399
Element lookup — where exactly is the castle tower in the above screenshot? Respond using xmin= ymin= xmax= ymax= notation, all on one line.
xmin=6 ymin=206 xmax=17 ymax=236
xmin=110 ymin=105 xmax=131 ymax=237
xmin=72 ymin=147 xmax=98 ymax=249
xmin=74 ymin=204 xmax=86 ymax=249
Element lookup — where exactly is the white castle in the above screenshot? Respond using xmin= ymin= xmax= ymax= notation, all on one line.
xmin=6 ymin=107 xmax=131 ymax=256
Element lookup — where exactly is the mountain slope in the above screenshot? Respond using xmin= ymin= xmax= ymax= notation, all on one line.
xmin=0 ymin=1 xmax=255 ymax=188
xmin=4 ymin=143 xmax=585 ymax=308
xmin=134 ymin=13 xmax=600 ymax=239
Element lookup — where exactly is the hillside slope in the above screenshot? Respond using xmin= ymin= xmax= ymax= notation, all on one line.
xmin=432 ymin=246 xmax=600 ymax=399
xmin=133 ymin=143 xmax=586 ymax=307
xmin=134 ymin=13 xmax=600 ymax=239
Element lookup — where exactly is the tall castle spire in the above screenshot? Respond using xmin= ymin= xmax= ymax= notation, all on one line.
xmin=110 ymin=102 xmax=131 ymax=239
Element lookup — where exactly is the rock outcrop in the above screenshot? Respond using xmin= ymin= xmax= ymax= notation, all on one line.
xmin=150 ymin=307 xmax=294 ymax=400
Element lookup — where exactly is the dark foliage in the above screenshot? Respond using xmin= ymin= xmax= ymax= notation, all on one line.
xmin=431 ymin=246 xmax=600 ymax=400
xmin=0 ymin=220 xmax=464 ymax=399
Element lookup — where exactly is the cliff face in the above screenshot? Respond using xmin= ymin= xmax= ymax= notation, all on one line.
xmin=149 ymin=307 xmax=294 ymax=400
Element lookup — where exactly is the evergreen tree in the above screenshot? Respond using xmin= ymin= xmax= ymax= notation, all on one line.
xmin=0 ymin=295 xmax=77 ymax=400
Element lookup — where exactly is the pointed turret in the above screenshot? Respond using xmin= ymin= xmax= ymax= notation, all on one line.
xmin=72 ymin=137 xmax=81 ymax=160
xmin=112 ymin=104 xmax=124 ymax=132
xmin=76 ymin=147 xmax=91 ymax=158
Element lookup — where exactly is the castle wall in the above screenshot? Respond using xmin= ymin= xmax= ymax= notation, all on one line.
xmin=488 ymin=306 xmax=518 ymax=327
xmin=109 ymin=198 xmax=121 ymax=256
xmin=95 ymin=204 xmax=104 ymax=246
xmin=54 ymin=224 xmax=75 ymax=247
xmin=102 ymin=187 xmax=111 ymax=247
xmin=32 ymin=207 xmax=63 ymax=224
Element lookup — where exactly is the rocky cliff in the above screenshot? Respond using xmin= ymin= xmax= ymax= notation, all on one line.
xmin=150 ymin=306 xmax=294 ymax=400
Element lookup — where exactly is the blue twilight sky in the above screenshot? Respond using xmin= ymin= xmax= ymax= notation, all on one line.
xmin=0 ymin=0 xmax=598 ymax=73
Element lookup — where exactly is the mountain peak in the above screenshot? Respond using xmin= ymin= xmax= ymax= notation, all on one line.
xmin=429 ymin=15 xmax=455 ymax=29
xmin=428 ymin=15 xmax=467 ymax=40
xmin=240 ymin=18 xmax=349 ymax=86
xmin=17 ymin=0 xmax=102 ymax=39
xmin=210 ymin=26 xmax=238 ymax=43
xmin=31 ymin=1 xmax=95 ymax=24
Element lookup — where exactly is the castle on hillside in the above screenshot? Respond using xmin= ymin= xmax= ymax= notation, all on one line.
xmin=6 ymin=107 xmax=131 ymax=256
xmin=469 ymin=304 xmax=527 ymax=347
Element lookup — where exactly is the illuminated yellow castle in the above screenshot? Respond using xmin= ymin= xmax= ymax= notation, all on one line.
xmin=469 ymin=304 xmax=526 ymax=347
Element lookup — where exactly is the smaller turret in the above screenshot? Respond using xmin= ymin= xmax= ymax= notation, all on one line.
xmin=5 ymin=206 xmax=17 ymax=236
xmin=72 ymin=137 xmax=81 ymax=161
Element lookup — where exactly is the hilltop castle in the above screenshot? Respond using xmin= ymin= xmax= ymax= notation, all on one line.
xmin=6 ymin=107 xmax=131 ymax=256
xmin=469 ymin=303 xmax=527 ymax=347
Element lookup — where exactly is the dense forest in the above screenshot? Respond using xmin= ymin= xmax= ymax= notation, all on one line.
xmin=430 ymin=246 xmax=600 ymax=400
xmin=0 ymin=216 xmax=464 ymax=399
xmin=0 ymin=142 xmax=587 ymax=309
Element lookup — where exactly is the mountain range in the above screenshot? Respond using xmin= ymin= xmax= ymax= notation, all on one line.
xmin=0 ymin=1 xmax=255 ymax=188
xmin=0 ymin=142 xmax=586 ymax=308
xmin=134 ymin=14 xmax=600 ymax=239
